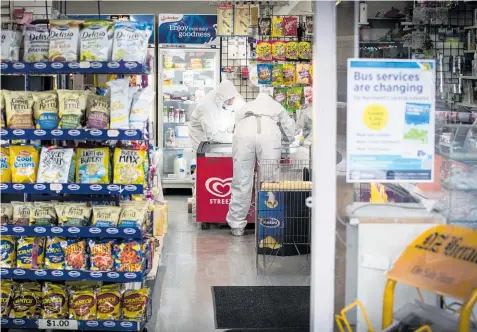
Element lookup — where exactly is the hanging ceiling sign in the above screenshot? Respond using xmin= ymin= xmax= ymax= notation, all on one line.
xmin=158 ymin=14 xmax=218 ymax=46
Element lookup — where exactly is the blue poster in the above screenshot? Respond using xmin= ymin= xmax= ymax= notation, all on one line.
xmin=158 ymin=14 xmax=218 ymax=46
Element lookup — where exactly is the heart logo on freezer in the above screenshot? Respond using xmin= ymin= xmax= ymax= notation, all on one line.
xmin=205 ymin=177 xmax=232 ymax=198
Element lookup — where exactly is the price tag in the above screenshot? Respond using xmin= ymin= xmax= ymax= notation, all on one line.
xmin=107 ymin=129 xmax=119 ymax=137
xmin=50 ymin=184 xmax=63 ymax=192
xmin=38 ymin=319 xmax=78 ymax=330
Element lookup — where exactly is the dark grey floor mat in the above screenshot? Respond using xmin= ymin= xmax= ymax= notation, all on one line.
xmin=212 ymin=286 xmax=310 ymax=329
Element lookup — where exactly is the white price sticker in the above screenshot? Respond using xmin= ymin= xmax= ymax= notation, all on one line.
xmin=38 ymin=319 xmax=78 ymax=330
xmin=50 ymin=184 xmax=63 ymax=192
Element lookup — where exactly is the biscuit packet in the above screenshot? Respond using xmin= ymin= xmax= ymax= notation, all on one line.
xmin=0 ymin=147 xmax=11 ymax=182
xmin=86 ymin=94 xmax=110 ymax=129
xmin=97 ymin=284 xmax=122 ymax=320
xmin=112 ymin=21 xmax=152 ymax=63
xmin=10 ymin=145 xmax=39 ymax=183
xmin=45 ymin=236 xmax=66 ymax=269
xmin=10 ymin=282 xmax=42 ymax=318
xmin=0 ymin=280 xmax=14 ymax=317
xmin=122 ymin=288 xmax=150 ymax=321
xmin=257 ymin=41 xmax=272 ymax=62
xmin=4 ymin=90 xmax=34 ymax=129
xmin=0 ymin=235 xmax=16 ymax=268
xmin=92 ymin=205 xmax=121 ymax=227
xmin=271 ymin=17 xmax=284 ymax=37
xmin=113 ymin=148 xmax=146 ymax=185
xmin=114 ymin=239 xmax=144 ymax=272
xmin=49 ymin=20 xmax=82 ymax=62
xmin=80 ymin=20 xmax=114 ymax=62
xmin=38 ymin=147 xmax=75 ymax=183
xmin=23 ymin=25 xmax=49 ymax=62
xmin=42 ymin=282 xmax=68 ymax=319
xmin=89 ymin=239 xmax=114 ymax=271
xmin=107 ymin=78 xmax=130 ymax=129
xmin=12 ymin=202 xmax=32 ymax=226
xmin=76 ymin=147 xmax=110 ymax=184
xmin=57 ymin=90 xmax=87 ymax=129
xmin=69 ymin=287 xmax=97 ymax=320
xmin=1 ymin=203 xmax=13 ymax=225
xmin=62 ymin=238 xmax=87 ymax=270
xmin=29 ymin=202 xmax=56 ymax=226
xmin=32 ymin=91 xmax=59 ymax=129
xmin=16 ymin=236 xmax=45 ymax=269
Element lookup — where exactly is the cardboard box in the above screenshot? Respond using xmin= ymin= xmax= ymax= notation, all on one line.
xmin=153 ymin=201 xmax=168 ymax=237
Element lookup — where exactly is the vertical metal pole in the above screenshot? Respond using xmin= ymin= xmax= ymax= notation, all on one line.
xmin=311 ymin=1 xmax=337 ymax=331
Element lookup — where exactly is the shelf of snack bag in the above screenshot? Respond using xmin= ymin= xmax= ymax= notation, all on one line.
xmin=0 ymin=128 xmax=144 ymax=140
xmin=0 ymin=61 xmax=149 ymax=75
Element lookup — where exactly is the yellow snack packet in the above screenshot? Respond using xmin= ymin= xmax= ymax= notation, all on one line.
xmin=76 ymin=147 xmax=110 ymax=184
xmin=9 ymin=145 xmax=39 ymax=183
xmin=122 ymin=288 xmax=149 ymax=321
xmin=0 ymin=147 xmax=11 ymax=182
xmin=113 ymin=148 xmax=146 ymax=185
xmin=97 ymin=284 xmax=122 ymax=320
xmin=42 ymin=282 xmax=68 ymax=319
xmin=3 ymin=90 xmax=34 ymax=128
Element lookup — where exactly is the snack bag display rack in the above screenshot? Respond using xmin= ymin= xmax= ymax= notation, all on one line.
xmin=0 ymin=17 xmax=159 ymax=332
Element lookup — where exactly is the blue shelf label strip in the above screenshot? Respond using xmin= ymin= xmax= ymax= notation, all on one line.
xmin=0 ymin=268 xmax=143 ymax=282
xmin=0 ymin=183 xmax=144 ymax=195
xmin=0 ymin=225 xmax=142 ymax=239
xmin=0 ymin=318 xmax=143 ymax=331
xmin=0 ymin=128 xmax=143 ymax=140
xmin=0 ymin=61 xmax=148 ymax=74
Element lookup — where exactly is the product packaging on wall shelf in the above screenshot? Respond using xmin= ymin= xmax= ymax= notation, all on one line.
xmin=49 ymin=20 xmax=82 ymax=62
xmin=257 ymin=41 xmax=272 ymax=62
xmin=80 ymin=20 xmax=114 ymax=62
xmin=0 ymin=22 xmax=22 ymax=62
xmin=217 ymin=3 xmax=233 ymax=36
xmin=258 ymin=18 xmax=271 ymax=36
xmin=257 ymin=64 xmax=273 ymax=85
xmin=234 ymin=5 xmax=250 ymax=36
xmin=271 ymin=17 xmax=284 ymax=37
xmin=23 ymin=25 xmax=49 ymax=62
xmin=283 ymin=16 xmax=298 ymax=37
xmin=304 ymin=86 xmax=313 ymax=105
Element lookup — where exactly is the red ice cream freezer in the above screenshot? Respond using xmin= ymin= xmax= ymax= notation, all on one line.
xmin=196 ymin=141 xmax=254 ymax=229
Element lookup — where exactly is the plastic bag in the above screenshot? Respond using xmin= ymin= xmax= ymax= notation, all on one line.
xmin=80 ymin=20 xmax=113 ymax=61
xmin=16 ymin=236 xmax=45 ymax=269
xmin=86 ymin=94 xmax=110 ymax=129
xmin=0 ymin=147 xmax=11 ymax=182
xmin=0 ymin=235 xmax=15 ymax=268
xmin=113 ymin=239 xmax=144 ymax=272
xmin=42 ymin=282 xmax=68 ymax=319
xmin=112 ymin=21 xmax=152 ymax=63
xmin=298 ymin=41 xmax=311 ymax=60
xmin=273 ymin=88 xmax=287 ymax=109
xmin=89 ymin=239 xmax=114 ymax=271
xmin=76 ymin=147 xmax=110 ymax=184
xmin=45 ymin=236 xmax=66 ymax=269
xmin=118 ymin=201 xmax=148 ymax=229
xmin=57 ymin=90 xmax=87 ymax=129
xmin=12 ymin=202 xmax=32 ymax=226
xmin=23 ymin=25 xmax=49 ymax=62
xmin=122 ymin=288 xmax=149 ymax=321
xmin=107 ymin=78 xmax=130 ymax=129
xmin=271 ymin=17 xmax=284 ymax=37
xmin=282 ymin=64 xmax=296 ymax=85
xmin=56 ymin=203 xmax=92 ymax=227
xmin=272 ymin=64 xmax=284 ymax=87
xmin=285 ymin=41 xmax=298 ymax=60
xmin=4 ymin=90 xmax=35 ymax=128
xmin=69 ymin=287 xmax=97 ymax=320
xmin=29 ymin=202 xmax=56 ymax=226
xmin=257 ymin=64 xmax=273 ymax=85
xmin=10 ymin=145 xmax=39 ymax=183
xmin=37 ymin=147 xmax=75 ymax=183
xmin=33 ymin=91 xmax=59 ymax=129
xmin=97 ymin=284 xmax=122 ymax=320
xmin=283 ymin=16 xmax=298 ymax=36
xmin=0 ymin=279 xmax=14 ymax=316
xmin=129 ymin=86 xmax=154 ymax=129
xmin=49 ymin=20 xmax=81 ymax=62
xmin=11 ymin=282 xmax=42 ymax=318
xmin=296 ymin=63 xmax=312 ymax=85
xmin=257 ymin=41 xmax=272 ymax=62
xmin=272 ymin=41 xmax=286 ymax=61
xmin=0 ymin=22 xmax=22 ymax=62
xmin=91 ymin=205 xmax=121 ymax=227
xmin=62 ymin=238 xmax=87 ymax=270
xmin=287 ymin=87 xmax=303 ymax=111
xmin=258 ymin=18 xmax=271 ymax=36
xmin=113 ymin=148 xmax=146 ymax=185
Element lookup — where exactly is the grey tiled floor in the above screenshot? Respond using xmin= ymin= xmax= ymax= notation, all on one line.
xmin=150 ymin=195 xmax=310 ymax=332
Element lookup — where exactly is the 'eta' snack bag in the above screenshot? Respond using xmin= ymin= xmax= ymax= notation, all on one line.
xmin=113 ymin=148 xmax=146 ymax=184
xmin=271 ymin=17 xmax=284 ymax=37
xmin=45 ymin=236 xmax=66 ymax=269
xmin=92 ymin=206 xmax=121 ymax=227
xmin=12 ymin=202 xmax=32 ymax=226
xmin=122 ymin=288 xmax=149 ymax=321
xmin=57 ymin=90 xmax=87 ymax=129
xmin=49 ymin=20 xmax=82 ymax=62
xmin=42 ymin=283 xmax=68 ymax=319
xmin=29 ymin=202 xmax=56 ymax=226
xmin=107 ymin=78 xmax=129 ymax=129
xmin=10 ymin=145 xmax=39 ymax=183
xmin=32 ymin=91 xmax=59 ymax=129
xmin=129 ymin=86 xmax=154 ymax=129
xmin=69 ymin=287 xmax=97 ymax=320
xmin=80 ymin=20 xmax=113 ymax=61
xmin=16 ymin=236 xmax=45 ymax=269
xmin=23 ymin=25 xmax=49 ymax=62
xmin=0 ymin=236 xmax=15 ymax=268
xmin=0 ymin=147 xmax=11 ymax=182
xmin=4 ymin=90 xmax=34 ymax=129
xmin=257 ymin=64 xmax=273 ymax=85
xmin=257 ymin=41 xmax=272 ymax=62
xmin=76 ymin=147 xmax=110 ymax=184
xmin=62 ymin=238 xmax=87 ymax=270
xmin=97 ymin=284 xmax=122 ymax=320
xmin=89 ymin=239 xmax=114 ymax=271
xmin=37 ymin=147 xmax=75 ymax=183
xmin=0 ymin=203 xmax=13 ymax=225
xmin=86 ymin=94 xmax=110 ymax=129
xmin=112 ymin=21 xmax=151 ymax=63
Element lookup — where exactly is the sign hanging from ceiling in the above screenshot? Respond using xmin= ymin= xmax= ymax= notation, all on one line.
xmin=158 ymin=14 xmax=218 ymax=46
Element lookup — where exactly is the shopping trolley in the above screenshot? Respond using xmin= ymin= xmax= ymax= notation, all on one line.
xmin=254 ymin=155 xmax=312 ymax=275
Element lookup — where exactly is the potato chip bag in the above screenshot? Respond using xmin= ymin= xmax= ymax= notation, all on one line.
xmin=271 ymin=41 xmax=286 ymax=61
xmin=30 ymin=202 xmax=56 ymax=226
xmin=272 ymin=64 xmax=284 ymax=87
xmin=0 ymin=280 xmax=14 ymax=316
xmin=16 ymin=236 xmax=45 ymax=269
xmin=0 ymin=236 xmax=15 ymax=268
xmin=298 ymin=41 xmax=311 ymax=60
xmin=271 ymin=17 xmax=284 ymax=37
xmin=57 ymin=90 xmax=87 ymax=129
xmin=32 ymin=91 xmax=59 ymax=129
xmin=273 ymin=88 xmax=287 ymax=109
xmin=89 ymin=239 xmax=114 ymax=271
xmin=0 ymin=147 xmax=11 ymax=182
xmin=80 ymin=20 xmax=113 ymax=62
xmin=129 ymin=86 xmax=154 ymax=130
xmin=285 ymin=41 xmax=298 ymax=60
xmin=296 ymin=63 xmax=312 ymax=85
xmin=12 ymin=202 xmax=32 ymax=226
xmin=42 ymin=283 xmax=68 ymax=319
xmin=282 ymin=64 xmax=296 ymax=85
xmin=49 ymin=20 xmax=81 ymax=62
xmin=23 ymin=25 xmax=49 ymax=62
xmin=122 ymin=288 xmax=149 ymax=321
xmin=1 ymin=90 xmax=6 ymax=128
xmin=257 ymin=64 xmax=273 ymax=85
xmin=69 ymin=287 xmax=97 ymax=320
xmin=92 ymin=206 xmax=121 ymax=227
xmin=97 ymin=284 xmax=122 ymax=320
xmin=256 ymin=41 xmax=272 ymax=62
xmin=0 ymin=203 xmax=12 ymax=225
xmin=112 ymin=21 xmax=151 ymax=63
xmin=62 ymin=238 xmax=87 ymax=270
xmin=61 ymin=204 xmax=92 ymax=227
xmin=45 ymin=237 xmax=66 ymax=269
xmin=113 ymin=148 xmax=146 ymax=185
xmin=283 ymin=16 xmax=298 ymax=36
xmin=10 ymin=145 xmax=39 ymax=183
xmin=10 ymin=282 xmax=42 ymax=318
xmin=37 ymin=147 xmax=75 ymax=184
xmin=76 ymin=147 xmax=110 ymax=184
xmin=287 ymin=87 xmax=303 ymax=111
xmin=4 ymin=90 xmax=34 ymax=129
xmin=118 ymin=202 xmax=147 ymax=228
xmin=114 ymin=239 xmax=144 ymax=272
xmin=107 ymin=78 xmax=129 ymax=129
xmin=1 ymin=22 xmax=22 ymax=62
xmin=86 ymin=94 xmax=110 ymax=129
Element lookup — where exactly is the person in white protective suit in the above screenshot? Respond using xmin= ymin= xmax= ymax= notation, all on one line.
xmin=188 ymin=80 xmax=245 ymax=218
xmin=290 ymin=105 xmax=313 ymax=162
xmin=226 ymin=93 xmax=295 ymax=236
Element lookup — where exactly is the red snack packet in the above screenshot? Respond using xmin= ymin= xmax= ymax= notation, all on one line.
xmin=283 ymin=16 xmax=298 ymax=37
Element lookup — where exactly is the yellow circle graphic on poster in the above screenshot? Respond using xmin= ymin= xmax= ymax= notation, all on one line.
xmin=363 ymin=104 xmax=388 ymax=130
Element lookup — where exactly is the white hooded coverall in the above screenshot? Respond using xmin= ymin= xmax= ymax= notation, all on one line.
xmin=226 ymin=93 xmax=295 ymax=230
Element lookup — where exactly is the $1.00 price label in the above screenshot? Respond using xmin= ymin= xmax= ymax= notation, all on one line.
xmin=38 ymin=319 xmax=78 ymax=330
